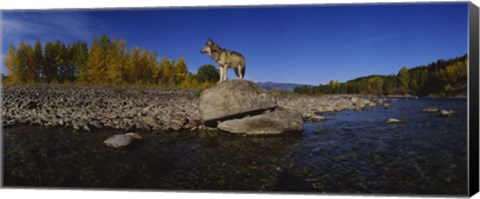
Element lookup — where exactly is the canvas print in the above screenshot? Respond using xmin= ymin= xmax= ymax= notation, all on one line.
xmin=1 ymin=2 xmax=475 ymax=196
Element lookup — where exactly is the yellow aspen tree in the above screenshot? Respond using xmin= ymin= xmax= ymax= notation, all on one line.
xmin=175 ymin=57 xmax=188 ymax=85
xmin=106 ymin=38 xmax=124 ymax=83
xmin=87 ymin=37 xmax=104 ymax=83
xmin=131 ymin=47 xmax=141 ymax=83
xmin=5 ymin=45 xmax=19 ymax=84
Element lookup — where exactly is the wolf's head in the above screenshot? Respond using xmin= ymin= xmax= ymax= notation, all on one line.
xmin=200 ymin=38 xmax=215 ymax=55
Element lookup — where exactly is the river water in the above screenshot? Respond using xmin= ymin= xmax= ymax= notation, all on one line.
xmin=2 ymin=98 xmax=468 ymax=195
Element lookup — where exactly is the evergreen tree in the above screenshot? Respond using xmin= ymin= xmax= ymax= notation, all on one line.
xmin=53 ymin=40 xmax=67 ymax=82
xmin=44 ymin=42 xmax=57 ymax=82
xmin=196 ymin=64 xmax=219 ymax=83
xmin=70 ymin=41 xmax=89 ymax=82
xmin=397 ymin=66 xmax=410 ymax=89
xmin=33 ymin=39 xmax=44 ymax=81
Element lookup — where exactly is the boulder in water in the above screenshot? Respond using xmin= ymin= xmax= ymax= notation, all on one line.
xmin=103 ymin=132 xmax=143 ymax=148
xmin=217 ymin=107 xmax=303 ymax=135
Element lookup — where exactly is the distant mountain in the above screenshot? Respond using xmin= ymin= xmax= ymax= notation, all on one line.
xmin=257 ymin=81 xmax=309 ymax=92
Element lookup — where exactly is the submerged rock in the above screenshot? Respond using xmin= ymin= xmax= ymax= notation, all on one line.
xmin=422 ymin=106 xmax=439 ymax=113
xmin=199 ymin=80 xmax=277 ymax=126
xmin=439 ymin=109 xmax=456 ymax=116
xmin=303 ymin=113 xmax=326 ymax=122
xmin=217 ymin=107 xmax=303 ymax=135
xmin=386 ymin=118 xmax=403 ymax=124
xmin=383 ymin=103 xmax=391 ymax=109
xmin=103 ymin=132 xmax=143 ymax=148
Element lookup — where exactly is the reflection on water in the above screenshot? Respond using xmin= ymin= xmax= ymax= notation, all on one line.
xmin=3 ymin=98 xmax=467 ymax=195
xmin=3 ymin=126 xmax=301 ymax=190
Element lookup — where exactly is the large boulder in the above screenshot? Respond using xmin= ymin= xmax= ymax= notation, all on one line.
xmin=199 ymin=80 xmax=277 ymax=126
xmin=217 ymin=107 xmax=303 ymax=135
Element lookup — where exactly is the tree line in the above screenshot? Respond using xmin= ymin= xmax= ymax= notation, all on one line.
xmin=294 ymin=54 xmax=468 ymax=96
xmin=4 ymin=35 xmax=219 ymax=88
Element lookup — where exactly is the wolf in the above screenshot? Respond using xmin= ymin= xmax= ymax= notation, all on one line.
xmin=200 ymin=39 xmax=246 ymax=83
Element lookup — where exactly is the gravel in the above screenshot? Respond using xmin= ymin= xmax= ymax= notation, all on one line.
xmin=1 ymin=85 xmax=385 ymax=132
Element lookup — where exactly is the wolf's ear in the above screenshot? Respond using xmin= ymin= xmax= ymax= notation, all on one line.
xmin=208 ymin=38 xmax=213 ymax=44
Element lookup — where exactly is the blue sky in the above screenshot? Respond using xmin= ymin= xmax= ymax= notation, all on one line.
xmin=1 ymin=2 xmax=468 ymax=85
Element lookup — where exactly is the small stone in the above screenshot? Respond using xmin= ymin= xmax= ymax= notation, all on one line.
xmin=350 ymin=96 xmax=359 ymax=103
xmin=77 ymin=120 xmax=90 ymax=131
xmin=163 ymin=122 xmax=182 ymax=131
xmin=91 ymin=120 xmax=104 ymax=129
xmin=137 ymin=121 xmax=151 ymax=131
xmin=73 ymin=121 xmax=80 ymax=130
xmin=143 ymin=116 xmax=158 ymax=128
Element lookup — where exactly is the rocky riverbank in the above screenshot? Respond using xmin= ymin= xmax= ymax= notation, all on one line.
xmin=277 ymin=94 xmax=385 ymax=121
xmin=2 ymin=85 xmax=200 ymax=132
xmin=1 ymin=85 xmax=385 ymax=132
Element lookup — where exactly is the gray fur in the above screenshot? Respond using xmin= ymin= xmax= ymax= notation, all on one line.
xmin=201 ymin=39 xmax=246 ymax=83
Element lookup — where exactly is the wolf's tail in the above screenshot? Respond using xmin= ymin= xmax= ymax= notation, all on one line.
xmin=241 ymin=65 xmax=246 ymax=79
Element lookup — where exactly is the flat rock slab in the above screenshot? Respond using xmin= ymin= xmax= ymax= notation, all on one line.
xmin=217 ymin=107 xmax=303 ymax=135
xmin=199 ymin=80 xmax=277 ymax=125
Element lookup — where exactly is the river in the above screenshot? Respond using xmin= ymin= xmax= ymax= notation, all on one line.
xmin=2 ymin=98 xmax=468 ymax=195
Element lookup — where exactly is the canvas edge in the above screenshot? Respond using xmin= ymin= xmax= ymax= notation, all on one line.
xmin=468 ymin=1 xmax=480 ymax=197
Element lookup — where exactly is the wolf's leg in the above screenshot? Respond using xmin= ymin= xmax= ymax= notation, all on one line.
xmin=237 ymin=66 xmax=243 ymax=80
xmin=224 ymin=66 xmax=228 ymax=81
xmin=218 ymin=67 xmax=223 ymax=83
